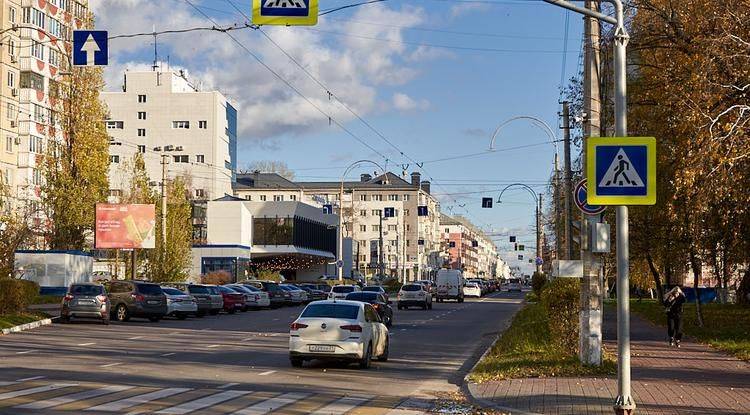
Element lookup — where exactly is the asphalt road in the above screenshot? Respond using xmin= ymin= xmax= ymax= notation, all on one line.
xmin=0 ymin=291 xmax=524 ymax=414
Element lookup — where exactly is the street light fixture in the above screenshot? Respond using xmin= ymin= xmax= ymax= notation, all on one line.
xmin=495 ymin=183 xmax=542 ymax=274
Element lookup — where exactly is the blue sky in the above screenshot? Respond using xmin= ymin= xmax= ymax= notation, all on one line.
xmin=93 ymin=0 xmax=584 ymax=273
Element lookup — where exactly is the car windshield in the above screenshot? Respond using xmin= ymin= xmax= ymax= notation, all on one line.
xmin=467 ymin=283 xmax=478 ymax=288
xmin=332 ymin=286 xmax=355 ymax=293
xmin=301 ymin=304 xmax=359 ymax=319
xmin=137 ymin=284 xmax=163 ymax=295
xmin=362 ymin=286 xmax=383 ymax=292
xmin=219 ymin=286 xmax=238 ymax=293
xmin=346 ymin=292 xmax=378 ymax=302
xmin=162 ymin=288 xmax=185 ymax=295
xmin=402 ymin=285 xmax=422 ymax=291
xmin=69 ymin=285 xmax=103 ymax=296
xmin=242 ymin=285 xmax=260 ymax=292
xmin=509 ymin=278 xmax=520 ymax=284
xmin=279 ymin=286 xmax=292 ymax=291
xmin=188 ymin=285 xmax=208 ymax=294
xmin=229 ymin=285 xmax=248 ymax=293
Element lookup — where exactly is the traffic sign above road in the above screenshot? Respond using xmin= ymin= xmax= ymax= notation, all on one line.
xmin=73 ymin=30 xmax=108 ymax=66
xmin=574 ymin=179 xmax=606 ymax=215
xmin=252 ymin=0 xmax=318 ymax=26
xmin=587 ymin=137 xmax=656 ymax=205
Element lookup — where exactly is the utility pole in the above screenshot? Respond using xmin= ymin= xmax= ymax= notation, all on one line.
xmin=160 ymin=155 xmax=169 ymax=262
xmin=554 ymin=153 xmax=562 ymax=260
xmin=536 ymin=194 xmax=543 ymax=274
xmin=580 ymin=0 xmax=604 ymax=367
xmin=562 ymin=101 xmax=573 ymax=260
xmin=379 ymin=212 xmax=385 ymax=278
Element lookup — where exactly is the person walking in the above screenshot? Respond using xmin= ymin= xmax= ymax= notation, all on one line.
xmin=664 ymin=286 xmax=686 ymax=347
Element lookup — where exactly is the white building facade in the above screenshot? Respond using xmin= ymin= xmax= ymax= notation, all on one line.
xmin=102 ymin=70 xmax=237 ymax=201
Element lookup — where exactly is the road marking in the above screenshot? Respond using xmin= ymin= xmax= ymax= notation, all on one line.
xmin=101 ymin=362 xmax=123 ymax=368
xmin=218 ymin=382 xmax=240 ymax=389
xmin=233 ymin=392 xmax=310 ymax=415
xmin=400 ymin=329 xmax=406 ymax=331
xmin=161 ymin=353 xmax=176 ymax=357
xmin=155 ymin=390 xmax=252 ymax=414
xmin=207 ymin=344 xmax=222 ymax=348
xmin=16 ymin=376 xmax=45 ymax=382
xmin=16 ymin=350 xmax=35 ymax=354
xmin=128 ymin=336 xmax=144 ymax=340
xmin=258 ymin=370 xmax=276 ymax=376
xmin=0 ymin=382 xmax=16 ymax=386
xmin=77 ymin=342 xmax=96 ymax=346
xmin=309 ymin=395 xmax=373 ymax=414
xmin=86 ymin=387 xmax=192 ymax=412
xmin=0 ymin=384 xmax=77 ymax=401
xmin=15 ymin=385 xmax=134 ymax=410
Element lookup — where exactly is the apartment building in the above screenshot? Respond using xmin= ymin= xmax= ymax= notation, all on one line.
xmin=102 ymin=70 xmax=237 ymax=202
xmin=0 ymin=0 xmax=88 ymax=219
xmin=440 ymin=214 xmax=499 ymax=278
xmin=234 ymin=171 xmax=442 ymax=281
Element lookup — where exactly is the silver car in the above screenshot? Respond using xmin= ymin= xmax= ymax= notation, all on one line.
xmin=161 ymin=287 xmax=198 ymax=319
xmin=60 ymin=282 xmax=110 ymax=324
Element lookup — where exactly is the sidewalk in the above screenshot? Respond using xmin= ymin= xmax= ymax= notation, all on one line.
xmin=467 ymin=309 xmax=750 ymax=415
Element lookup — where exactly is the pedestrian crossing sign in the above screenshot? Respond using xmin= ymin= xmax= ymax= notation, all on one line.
xmin=252 ymin=0 xmax=318 ymax=26
xmin=587 ymin=137 xmax=656 ymax=205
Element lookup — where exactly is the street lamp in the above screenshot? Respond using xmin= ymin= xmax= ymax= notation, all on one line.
xmin=495 ymin=183 xmax=542 ymax=274
xmin=338 ymin=160 xmax=385 ymax=282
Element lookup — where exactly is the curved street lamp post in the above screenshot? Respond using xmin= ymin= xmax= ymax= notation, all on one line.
xmin=496 ymin=183 xmax=542 ymax=274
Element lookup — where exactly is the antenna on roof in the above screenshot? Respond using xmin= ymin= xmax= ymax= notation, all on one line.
xmin=151 ymin=25 xmax=159 ymax=71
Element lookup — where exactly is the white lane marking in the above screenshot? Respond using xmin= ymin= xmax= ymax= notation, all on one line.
xmin=233 ymin=392 xmax=310 ymax=415
xmin=257 ymin=370 xmax=276 ymax=376
xmin=385 ymin=410 xmax=425 ymax=415
xmin=128 ymin=336 xmax=144 ymax=340
xmin=207 ymin=344 xmax=221 ymax=348
xmin=15 ymin=350 xmax=35 ymax=355
xmin=15 ymin=385 xmax=134 ymax=410
xmin=309 ymin=395 xmax=374 ymax=415
xmin=77 ymin=342 xmax=96 ymax=346
xmin=16 ymin=376 xmax=45 ymax=382
xmin=101 ymin=362 xmax=123 ymax=368
xmin=0 ymin=382 xmax=16 ymax=386
xmin=161 ymin=353 xmax=176 ymax=357
xmin=400 ymin=328 xmax=406 ymax=331
xmin=86 ymin=388 xmax=192 ymax=412
xmin=0 ymin=384 xmax=77 ymax=401
xmin=155 ymin=390 xmax=252 ymax=414
xmin=218 ymin=382 xmax=240 ymax=389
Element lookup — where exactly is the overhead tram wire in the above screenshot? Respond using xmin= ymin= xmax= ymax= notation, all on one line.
xmin=182 ymin=0 xmax=391 ymax=164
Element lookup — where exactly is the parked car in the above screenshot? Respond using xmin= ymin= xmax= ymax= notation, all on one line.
xmin=288 ymin=300 xmax=389 ymax=369
xmin=165 ymin=283 xmax=215 ymax=317
xmin=106 ymin=280 xmax=167 ymax=322
xmin=506 ymin=277 xmax=523 ymax=292
xmin=463 ymin=282 xmax=482 ymax=298
xmin=362 ymin=285 xmax=389 ymax=302
xmin=329 ymin=284 xmax=361 ymax=300
xmin=280 ymin=284 xmax=308 ymax=305
xmin=60 ymin=282 xmax=110 ymax=324
xmin=315 ymin=284 xmax=332 ymax=293
xmin=240 ymin=280 xmax=287 ymax=308
xmin=397 ymin=283 xmax=432 ymax=310
xmin=297 ymin=284 xmax=328 ymax=301
xmin=345 ymin=291 xmax=393 ymax=327
xmin=436 ymin=269 xmax=464 ymax=303
xmin=217 ymin=286 xmax=244 ymax=314
xmin=161 ymin=287 xmax=198 ymax=320
xmin=204 ymin=285 xmax=225 ymax=315
xmin=233 ymin=284 xmax=272 ymax=309
xmin=469 ymin=279 xmax=487 ymax=296
xmin=416 ymin=280 xmax=436 ymax=295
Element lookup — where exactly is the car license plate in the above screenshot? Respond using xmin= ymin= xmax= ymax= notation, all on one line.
xmin=76 ymin=300 xmax=94 ymax=305
xmin=309 ymin=345 xmax=335 ymax=353
xmin=147 ymin=300 xmax=159 ymax=305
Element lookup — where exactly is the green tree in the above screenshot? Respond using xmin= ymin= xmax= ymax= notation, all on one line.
xmin=146 ymin=177 xmax=192 ymax=283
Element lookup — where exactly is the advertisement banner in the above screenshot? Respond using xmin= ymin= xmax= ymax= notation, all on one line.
xmin=95 ymin=204 xmax=156 ymax=249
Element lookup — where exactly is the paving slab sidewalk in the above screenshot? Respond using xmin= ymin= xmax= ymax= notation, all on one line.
xmin=467 ymin=309 xmax=750 ymax=415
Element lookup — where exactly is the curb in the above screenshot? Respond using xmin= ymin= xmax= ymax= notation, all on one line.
xmin=461 ymin=297 xmax=542 ymax=415
xmin=1 ymin=317 xmax=54 ymax=335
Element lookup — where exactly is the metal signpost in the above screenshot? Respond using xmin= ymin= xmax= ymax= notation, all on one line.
xmin=73 ymin=30 xmax=108 ymax=66
xmin=252 ymin=0 xmax=319 ymax=26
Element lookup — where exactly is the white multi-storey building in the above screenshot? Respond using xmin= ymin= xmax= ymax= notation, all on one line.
xmin=102 ymin=70 xmax=237 ymax=201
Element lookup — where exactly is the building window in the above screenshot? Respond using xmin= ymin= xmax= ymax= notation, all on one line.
xmin=359 ymin=225 xmax=367 ymax=232
xmin=371 ymin=209 xmax=381 ymax=217
xmin=29 ymin=136 xmax=44 ymax=153
xmin=173 ymin=155 xmax=188 ymax=163
xmin=406 ymin=240 xmax=410 ymax=247
xmin=388 ymin=194 xmax=399 ymax=201
xmin=359 ymin=194 xmax=368 ymax=201
xmin=245 ymin=195 xmax=252 ymax=201
xmin=137 ymin=145 xmax=146 ymax=153
xmin=199 ymin=120 xmax=207 ymax=129
xmin=5 ymin=136 xmax=12 ymax=152
xmin=109 ymin=189 xmax=123 ymax=197
xmin=195 ymin=189 xmax=206 ymax=199
xmin=22 ymin=8 xmax=45 ymax=28
xmin=172 ymin=120 xmax=190 ymax=129
xmin=372 ymin=225 xmax=380 ymax=232
xmin=372 ymin=194 xmax=383 ymax=201
xmin=48 ymin=48 xmax=61 ymax=67
xmin=21 ymin=72 xmax=45 ymax=91
xmin=137 ymin=128 xmax=146 ymax=137
xmin=389 ymin=240 xmax=398 ymax=246
xmin=138 ymin=94 xmax=147 ymax=103
xmin=8 ymin=71 xmax=15 ymax=87
xmin=31 ymin=169 xmax=42 ymax=185
xmin=106 ymin=121 xmax=124 ymax=129
xmin=359 ymin=210 xmax=367 ymax=217
xmin=196 ymin=155 xmax=205 ymax=163
xmin=109 ymin=155 xmax=120 ymax=164
xmin=273 ymin=195 xmax=284 ymax=201
xmin=6 ymin=103 xmax=16 ymax=119
xmin=388 ymin=225 xmax=397 ymax=231
xmin=290 ymin=195 xmax=297 ymax=201
xmin=445 ymin=228 xmax=450 ymax=233
xmin=260 ymin=195 xmax=267 ymax=201
xmin=30 ymin=41 xmax=44 ymax=60
xmin=7 ymin=39 xmax=15 ymax=56
xmin=32 ymin=104 xmax=46 ymax=123
xmin=403 ymin=194 xmax=410 ymax=201
xmin=9 ymin=7 xmax=16 ymax=23
xmin=137 ymin=111 xmax=146 ymax=120
xmin=406 ymin=224 xmax=411 ymax=231
xmin=404 ymin=209 xmax=410 ymax=216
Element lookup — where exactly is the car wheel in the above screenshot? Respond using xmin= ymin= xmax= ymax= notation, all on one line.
xmin=290 ymin=358 xmax=303 ymax=368
xmin=176 ymin=313 xmax=188 ymax=320
xmin=115 ymin=304 xmax=130 ymax=322
xmin=378 ymin=338 xmax=389 ymax=362
xmin=459 ymin=297 xmax=464 ymax=303
xmin=359 ymin=343 xmax=372 ymax=369
xmin=148 ymin=316 xmax=161 ymax=322
xmin=397 ymin=304 xmax=403 ymax=310
xmin=59 ymin=315 xmax=70 ymax=324
xmin=241 ymin=306 xmax=248 ymax=312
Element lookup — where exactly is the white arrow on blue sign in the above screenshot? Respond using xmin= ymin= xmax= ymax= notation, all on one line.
xmin=73 ymin=30 xmax=108 ymax=67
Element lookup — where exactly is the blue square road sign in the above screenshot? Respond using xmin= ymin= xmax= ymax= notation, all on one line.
xmin=587 ymin=137 xmax=656 ymax=205
xmin=73 ymin=30 xmax=108 ymax=66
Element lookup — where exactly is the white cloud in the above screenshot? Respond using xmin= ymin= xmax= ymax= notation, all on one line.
xmin=392 ymin=93 xmax=430 ymax=111
xmin=93 ymin=1 xmax=434 ymax=141
xmin=449 ymin=3 xmax=492 ymax=18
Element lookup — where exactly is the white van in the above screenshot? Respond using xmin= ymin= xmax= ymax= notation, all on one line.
xmin=436 ymin=269 xmax=464 ymax=303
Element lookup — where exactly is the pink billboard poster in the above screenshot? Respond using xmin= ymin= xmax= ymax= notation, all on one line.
xmin=95 ymin=204 xmax=156 ymax=249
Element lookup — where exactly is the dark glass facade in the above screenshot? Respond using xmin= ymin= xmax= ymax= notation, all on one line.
xmin=225 ymin=102 xmax=238 ymax=183
xmin=253 ymin=216 xmax=336 ymax=254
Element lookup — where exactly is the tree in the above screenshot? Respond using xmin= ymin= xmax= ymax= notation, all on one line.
xmin=41 ymin=14 xmax=110 ymax=250
xmin=145 ymin=176 xmax=192 ymax=283
xmin=0 ymin=182 xmax=35 ymax=280
xmin=240 ymin=160 xmax=295 ymax=180
xmin=120 ymin=153 xmax=156 ymax=279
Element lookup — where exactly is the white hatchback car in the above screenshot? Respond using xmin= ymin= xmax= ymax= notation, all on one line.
xmin=289 ymin=300 xmax=389 ymax=369
xmin=328 ymin=284 xmax=361 ymax=300
xmin=463 ymin=282 xmax=482 ymax=298
xmin=397 ymin=283 xmax=432 ymax=310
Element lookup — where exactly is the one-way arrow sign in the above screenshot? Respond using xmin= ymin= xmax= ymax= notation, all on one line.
xmin=73 ymin=30 xmax=108 ymax=66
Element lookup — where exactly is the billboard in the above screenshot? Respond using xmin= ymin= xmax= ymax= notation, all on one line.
xmin=95 ymin=204 xmax=156 ymax=249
